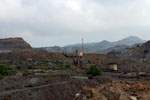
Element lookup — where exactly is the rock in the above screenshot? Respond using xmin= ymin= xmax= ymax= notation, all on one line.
xmin=29 ymin=78 xmax=40 ymax=85
xmin=129 ymin=96 xmax=137 ymax=100
xmin=135 ymin=84 xmax=145 ymax=91
xmin=75 ymin=93 xmax=80 ymax=97
xmin=16 ymin=72 xmax=23 ymax=76
xmin=74 ymin=86 xmax=107 ymax=100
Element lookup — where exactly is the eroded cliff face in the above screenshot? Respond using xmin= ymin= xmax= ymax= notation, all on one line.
xmin=0 ymin=37 xmax=32 ymax=50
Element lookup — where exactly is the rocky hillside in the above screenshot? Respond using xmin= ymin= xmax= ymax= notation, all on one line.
xmin=0 ymin=51 xmax=148 ymax=72
xmin=113 ymin=36 xmax=145 ymax=46
xmin=0 ymin=75 xmax=111 ymax=100
xmin=98 ymin=45 xmax=129 ymax=54
xmin=0 ymin=37 xmax=32 ymax=50
xmin=108 ymin=41 xmax=150 ymax=62
xmin=44 ymin=36 xmax=145 ymax=53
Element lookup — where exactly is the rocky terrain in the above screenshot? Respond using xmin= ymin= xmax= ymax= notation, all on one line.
xmin=0 ymin=50 xmax=147 ymax=72
xmin=0 ymin=75 xmax=112 ymax=100
xmin=108 ymin=41 xmax=150 ymax=62
xmin=0 ymin=37 xmax=150 ymax=100
xmin=1 ymin=74 xmax=150 ymax=100
xmin=98 ymin=45 xmax=129 ymax=54
xmin=74 ymin=81 xmax=150 ymax=100
xmin=0 ymin=37 xmax=32 ymax=51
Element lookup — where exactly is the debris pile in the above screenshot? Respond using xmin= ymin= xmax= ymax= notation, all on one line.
xmin=74 ymin=81 xmax=150 ymax=100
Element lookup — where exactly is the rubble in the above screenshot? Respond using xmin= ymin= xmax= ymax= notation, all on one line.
xmin=74 ymin=81 xmax=150 ymax=100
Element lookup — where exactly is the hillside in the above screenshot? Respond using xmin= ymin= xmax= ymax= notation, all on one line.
xmin=113 ymin=36 xmax=145 ymax=46
xmin=0 ymin=50 xmax=148 ymax=72
xmin=98 ymin=45 xmax=129 ymax=54
xmin=107 ymin=41 xmax=150 ymax=62
xmin=44 ymin=36 xmax=145 ymax=53
xmin=0 ymin=37 xmax=32 ymax=51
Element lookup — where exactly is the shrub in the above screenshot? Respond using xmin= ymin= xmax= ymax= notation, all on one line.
xmin=86 ymin=65 xmax=103 ymax=76
xmin=24 ymin=83 xmax=34 ymax=87
xmin=23 ymin=71 xmax=35 ymax=76
xmin=40 ymin=65 xmax=49 ymax=69
xmin=65 ymin=64 xmax=71 ymax=69
xmin=136 ymin=45 xmax=140 ymax=47
xmin=0 ymin=64 xmax=10 ymax=76
xmin=0 ymin=75 xmax=3 ymax=80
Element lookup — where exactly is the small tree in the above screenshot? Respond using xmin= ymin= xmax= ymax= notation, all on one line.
xmin=86 ymin=65 xmax=103 ymax=76
xmin=65 ymin=64 xmax=71 ymax=69
xmin=0 ymin=64 xmax=9 ymax=76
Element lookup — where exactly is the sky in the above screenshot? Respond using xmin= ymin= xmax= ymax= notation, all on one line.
xmin=0 ymin=0 xmax=150 ymax=47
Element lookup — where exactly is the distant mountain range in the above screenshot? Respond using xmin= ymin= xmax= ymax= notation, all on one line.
xmin=0 ymin=36 xmax=146 ymax=54
xmin=43 ymin=36 xmax=146 ymax=53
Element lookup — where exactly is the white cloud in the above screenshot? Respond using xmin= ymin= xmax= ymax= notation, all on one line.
xmin=0 ymin=0 xmax=150 ymax=47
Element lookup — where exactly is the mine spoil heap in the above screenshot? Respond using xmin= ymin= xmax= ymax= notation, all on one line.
xmin=74 ymin=81 xmax=150 ymax=100
xmin=0 ymin=37 xmax=32 ymax=50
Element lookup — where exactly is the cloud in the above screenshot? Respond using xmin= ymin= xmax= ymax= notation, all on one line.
xmin=0 ymin=0 xmax=150 ymax=47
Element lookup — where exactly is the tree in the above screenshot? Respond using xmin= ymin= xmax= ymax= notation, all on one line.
xmin=65 ymin=64 xmax=71 ymax=69
xmin=0 ymin=64 xmax=9 ymax=76
xmin=86 ymin=65 xmax=103 ymax=76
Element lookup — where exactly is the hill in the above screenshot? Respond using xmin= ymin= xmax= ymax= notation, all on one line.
xmin=44 ymin=36 xmax=145 ymax=53
xmin=98 ymin=45 xmax=129 ymax=54
xmin=107 ymin=41 xmax=150 ymax=62
xmin=0 ymin=37 xmax=32 ymax=51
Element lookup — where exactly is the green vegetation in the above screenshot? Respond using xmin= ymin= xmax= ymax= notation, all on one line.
xmin=39 ymin=65 xmax=49 ymax=69
xmin=86 ymin=65 xmax=103 ymax=76
xmin=64 ymin=64 xmax=71 ymax=69
xmin=23 ymin=71 xmax=35 ymax=76
xmin=0 ymin=75 xmax=3 ymax=79
xmin=0 ymin=64 xmax=10 ymax=76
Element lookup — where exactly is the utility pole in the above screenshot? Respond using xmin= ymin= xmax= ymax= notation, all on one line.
xmin=82 ymin=38 xmax=84 ymax=53
xmin=78 ymin=38 xmax=84 ymax=67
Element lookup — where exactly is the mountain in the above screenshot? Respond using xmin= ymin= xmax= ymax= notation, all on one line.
xmin=0 ymin=37 xmax=32 ymax=51
xmin=112 ymin=40 xmax=150 ymax=61
xmin=61 ymin=40 xmax=112 ymax=53
xmin=98 ymin=45 xmax=129 ymax=54
xmin=113 ymin=36 xmax=146 ymax=46
xmin=44 ymin=36 xmax=146 ymax=53
xmin=43 ymin=46 xmax=62 ymax=53
xmin=98 ymin=36 xmax=146 ymax=54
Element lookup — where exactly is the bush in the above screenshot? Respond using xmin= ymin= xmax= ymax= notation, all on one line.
xmin=86 ymin=65 xmax=103 ymax=76
xmin=0 ymin=64 xmax=10 ymax=76
xmin=65 ymin=64 xmax=71 ymax=69
xmin=24 ymin=83 xmax=34 ymax=87
xmin=40 ymin=65 xmax=49 ymax=69
xmin=23 ymin=71 xmax=35 ymax=76
xmin=0 ymin=75 xmax=3 ymax=80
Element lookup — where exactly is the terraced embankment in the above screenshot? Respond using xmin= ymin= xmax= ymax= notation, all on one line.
xmin=0 ymin=75 xmax=111 ymax=100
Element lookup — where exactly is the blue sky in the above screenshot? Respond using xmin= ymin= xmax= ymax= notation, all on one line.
xmin=0 ymin=0 xmax=150 ymax=47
